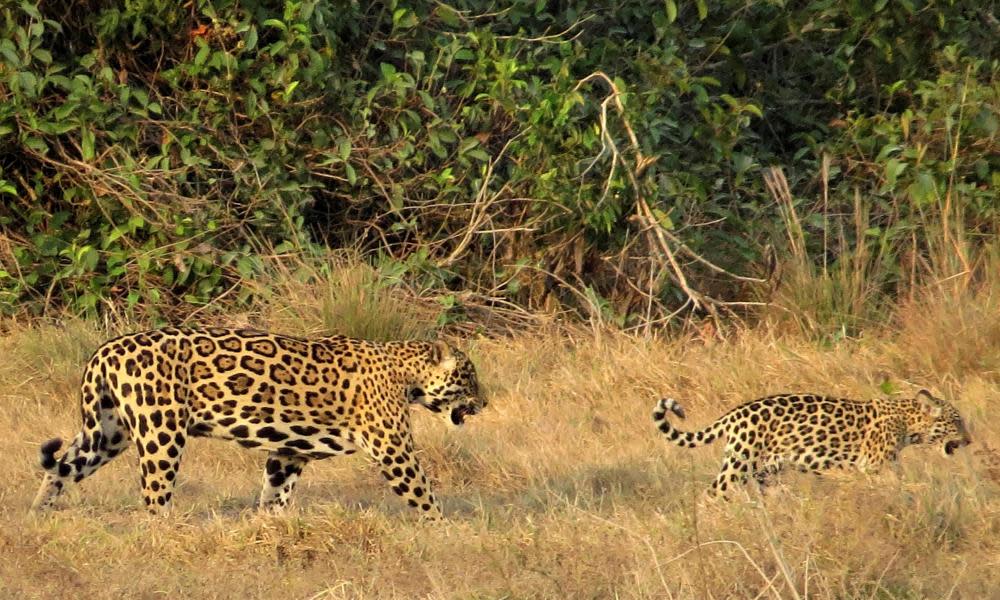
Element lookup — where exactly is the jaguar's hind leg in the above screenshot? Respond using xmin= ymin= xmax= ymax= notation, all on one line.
xmin=30 ymin=381 xmax=130 ymax=512
xmin=708 ymin=442 xmax=756 ymax=500
xmin=752 ymin=456 xmax=785 ymax=491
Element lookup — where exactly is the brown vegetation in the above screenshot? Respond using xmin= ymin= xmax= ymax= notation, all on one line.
xmin=1 ymin=262 xmax=998 ymax=599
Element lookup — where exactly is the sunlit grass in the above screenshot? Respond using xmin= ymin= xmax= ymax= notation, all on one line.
xmin=1 ymin=263 xmax=998 ymax=598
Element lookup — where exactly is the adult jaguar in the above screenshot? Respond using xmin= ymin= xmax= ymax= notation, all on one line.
xmin=31 ymin=327 xmax=486 ymax=518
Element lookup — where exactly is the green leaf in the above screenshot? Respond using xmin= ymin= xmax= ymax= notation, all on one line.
xmin=458 ymin=137 xmax=480 ymax=154
xmin=194 ymin=41 xmax=210 ymax=67
xmin=78 ymin=292 xmax=99 ymax=311
xmin=388 ymin=185 xmax=404 ymax=211
xmin=908 ymin=171 xmax=938 ymax=206
xmin=651 ymin=207 xmax=674 ymax=230
xmin=695 ymin=0 xmax=708 ymax=20
xmin=236 ymin=256 xmax=258 ymax=278
xmin=81 ymin=127 xmax=95 ymax=161
xmin=81 ymin=247 xmax=99 ymax=272
xmin=437 ymin=4 xmax=460 ymax=27
xmin=19 ymin=1 xmax=42 ymax=20
xmin=24 ymin=135 xmax=48 ymax=154
xmin=665 ymin=0 xmax=677 ymax=23
xmin=466 ymin=148 xmax=490 ymax=162
xmin=17 ymin=71 xmax=38 ymax=96
xmin=884 ymin=158 xmax=907 ymax=187
xmin=393 ymin=8 xmax=419 ymax=28
xmin=105 ymin=226 xmax=128 ymax=246
xmin=31 ymin=47 xmax=51 ymax=64
xmin=245 ymin=26 xmax=258 ymax=51
xmin=0 ymin=43 xmax=20 ymax=68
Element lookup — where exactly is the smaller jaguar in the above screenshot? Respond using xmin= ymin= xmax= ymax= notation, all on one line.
xmin=653 ymin=389 xmax=972 ymax=498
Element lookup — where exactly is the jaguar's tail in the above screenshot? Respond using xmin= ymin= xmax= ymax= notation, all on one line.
xmin=652 ymin=398 xmax=724 ymax=448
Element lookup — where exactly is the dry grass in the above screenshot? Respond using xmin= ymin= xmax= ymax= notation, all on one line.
xmin=1 ymin=279 xmax=999 ymax=599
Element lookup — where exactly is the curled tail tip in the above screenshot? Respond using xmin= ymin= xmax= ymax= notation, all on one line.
xmin=39 ymin=438 xmax=63 ymax=471
xmin=655 ymin=397 xmax=685 ymax=419
xmin=41 ymin=437 xmax=63 ymax=454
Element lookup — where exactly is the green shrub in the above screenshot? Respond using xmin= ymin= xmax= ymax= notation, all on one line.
xmin=1 ymin=0 xmax=996 ymax=331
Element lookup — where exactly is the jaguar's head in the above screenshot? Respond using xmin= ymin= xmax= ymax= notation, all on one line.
xmin=409 ymin=341 xmax=486 ymax=426
xmin=911 ymin=389 xmax=972 ymax=457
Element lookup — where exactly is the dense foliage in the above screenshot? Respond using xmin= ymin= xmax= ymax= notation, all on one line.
xmin=1 ymin=0 xmax=997 ymax=329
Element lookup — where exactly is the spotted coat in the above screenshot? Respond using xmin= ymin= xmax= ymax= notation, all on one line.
xmin=31 ymin=327 xmax=485 ymax=518
xmin=653 ymin=390 xmax=971 ymax=497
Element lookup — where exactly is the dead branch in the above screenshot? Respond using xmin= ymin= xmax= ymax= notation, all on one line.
xmin=576 ymin=71 xmax=769 ymax=324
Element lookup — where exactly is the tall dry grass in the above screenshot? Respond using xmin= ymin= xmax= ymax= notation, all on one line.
xmin=1 ymin=260 xmax=998 ymax=599
xmin=760 ymin=162 xmax=999 ymax=358
xmin=244 ymin=251 xmax=443 ymax=341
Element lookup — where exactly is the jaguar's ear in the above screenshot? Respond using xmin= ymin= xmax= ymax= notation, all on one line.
xmin=429 ymin=340 xmax=456 ymax=370
xmin=916 ymin=389 xmax=943 ymax=418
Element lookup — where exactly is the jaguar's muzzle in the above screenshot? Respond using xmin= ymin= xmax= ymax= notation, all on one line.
xmin=449 ymin=404 xmax=480 ymax=426
xmin=944 ymin=437 xmax=972 ymax=455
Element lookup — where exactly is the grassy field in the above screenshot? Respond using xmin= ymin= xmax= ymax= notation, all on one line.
xmin=1 ymin=279 xmax=999 ymax=599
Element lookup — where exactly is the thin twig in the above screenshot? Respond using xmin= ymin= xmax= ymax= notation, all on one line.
xmin=575 ymin=71 xmax=769 ymax=327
